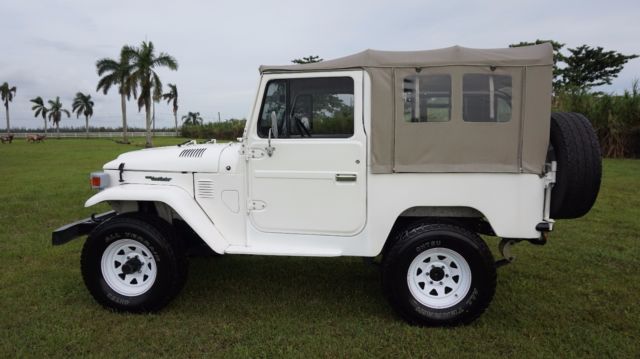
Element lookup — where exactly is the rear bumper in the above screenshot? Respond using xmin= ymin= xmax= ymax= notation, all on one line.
xmin=51 ymin=211 xmax=117 ymax=245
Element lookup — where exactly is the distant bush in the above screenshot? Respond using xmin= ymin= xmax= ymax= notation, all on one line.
xmin=555 ymin=81 xmax=640 ymax=158
xmin=181 ymin=119 xmax=246 ymax=140
xmin=8 ymin=126 xmax=175 ymax=133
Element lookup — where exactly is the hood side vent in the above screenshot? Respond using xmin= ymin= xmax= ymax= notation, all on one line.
xmin=196 ymin=179 xmax=215 ymax=199
xmin=179 ymin=148 xmax=207 ymax=158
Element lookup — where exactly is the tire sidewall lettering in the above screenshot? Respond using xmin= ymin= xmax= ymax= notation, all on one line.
xmin=416 ymin=240 xmax=441 ymax=253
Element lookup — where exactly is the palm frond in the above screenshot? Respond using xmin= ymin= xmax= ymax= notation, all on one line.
xmin=152 ymin=71 xmax=163 ymax=101
xmin=95 ymin=58 xmax=119 ymax=76
xmin=0 ymin=82 xmax=17 ymax=104
xmin=154 ymin=53 xmax=178 ymax=70
xmin=96 ymin=73 xmax=117 ymax=94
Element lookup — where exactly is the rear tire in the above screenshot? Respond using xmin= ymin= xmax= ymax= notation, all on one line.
xmin=549 ymin=112 xmax=602 ymax=219
xmin=382 ymin=223 xmax=496 ymax=326
xmin=81 ymin=214 xmax=188 ymax=312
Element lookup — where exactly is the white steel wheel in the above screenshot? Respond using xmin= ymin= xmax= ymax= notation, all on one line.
xmin=383 ymin=223 xmax=496 ymax=325
xmin=100 ymin=239 xmax=157 ymax=296
xmin=406 ymin=247 xmax=472 ymax=309
xmin=83 ymin=215 xmax=188 ymax=312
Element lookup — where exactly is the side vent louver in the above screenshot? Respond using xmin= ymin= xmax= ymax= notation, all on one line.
xmin=196 ymin=180 xmax=215 ymax=199
xmin=179 ymin=148 xmax=207 ymax=158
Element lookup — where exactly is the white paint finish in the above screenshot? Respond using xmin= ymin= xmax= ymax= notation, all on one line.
xmin=103 ymin=171 xmax=195 ymax=197
xmin=254 ymin=170 xmax=337 ymax=180
xmin=221 ymin=191 xmax=240 ymax=213
xmin=224 ymin=244 xmax=341 ymax=257
xmin=101 ymin=238 xmax=157 ymax=296
xmin=365 ymin=173 xmax=546 ymax=254
xmin=219 ymin=142 xmax=243 ymax=173
xmin=407 ymin=247 xmax=472 ymax=309
xmin=194 ymin=173 xmax=247 ymax=246
xmin=225 ymin=220 xmax=359 ymax=256
xmin=85 ymin=184 xmax=229 ymax=254
xmin=84 ymin=69 xmax=550 ymax=259
xmin=102 ymin=143 xmax=238 ymax=173
xmin=221 ymin=173 xmax=545 ymax=257
xmin=246 ymin=70 xmax=367 ymax=236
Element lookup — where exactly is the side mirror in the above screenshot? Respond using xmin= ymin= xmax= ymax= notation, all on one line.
xmin=266 ymin=128 xmax=276 ymax=157
xmin=270 ymin=111 xmax=279 ymax=138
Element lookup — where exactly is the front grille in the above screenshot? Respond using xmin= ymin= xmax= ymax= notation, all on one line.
xmin=179 ymin=148 xmax=207 ymax=158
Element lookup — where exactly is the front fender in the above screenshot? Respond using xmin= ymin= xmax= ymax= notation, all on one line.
xmin=85 ymin=184 xmax=228 ymax=254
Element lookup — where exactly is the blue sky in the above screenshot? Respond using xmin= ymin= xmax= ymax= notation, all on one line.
xmin=1 ymin=0 xmax=639 ymax=129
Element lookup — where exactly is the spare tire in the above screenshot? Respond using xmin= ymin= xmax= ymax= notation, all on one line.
xmin=549 ymin=112 xmax=602 ymax=219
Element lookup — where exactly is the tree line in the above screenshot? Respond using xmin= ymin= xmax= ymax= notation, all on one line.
xmin=2 ymin=43 xmax=638 ymax=154
xmin=510 ymin=40 xmax=639 ymax=157
xmin=1 ymin=40 xmax=179 ymax=147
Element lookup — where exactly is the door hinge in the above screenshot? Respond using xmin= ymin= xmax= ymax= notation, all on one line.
xmin=247 ymin=200 xmax=266 ymax=212
xmin=244 ymin=148 xmax=267 ymax=160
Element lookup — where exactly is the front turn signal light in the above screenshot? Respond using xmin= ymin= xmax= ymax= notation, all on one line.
xmin=90 ymin=172 xmax=110 ymax=190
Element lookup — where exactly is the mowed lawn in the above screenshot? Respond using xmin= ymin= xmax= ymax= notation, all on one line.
xmin=0 ymin=138 xmax=639 ymax=357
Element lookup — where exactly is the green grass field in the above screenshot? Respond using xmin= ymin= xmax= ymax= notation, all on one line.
xmin=1 ymin=138 xmax=639 ymax=357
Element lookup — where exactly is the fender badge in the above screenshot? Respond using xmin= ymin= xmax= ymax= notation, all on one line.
xmin=145 ymin=176 xmax=172 ymax=182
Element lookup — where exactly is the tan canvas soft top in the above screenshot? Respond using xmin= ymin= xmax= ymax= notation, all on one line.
xmin=259 ymin=44 xmax=554 ymax=174
xmin=260 ymin=44 xmax=553 ymax=73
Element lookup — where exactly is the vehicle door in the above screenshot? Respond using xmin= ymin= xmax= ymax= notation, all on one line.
xmin=246 ymin=71 xmax=366 ymax=236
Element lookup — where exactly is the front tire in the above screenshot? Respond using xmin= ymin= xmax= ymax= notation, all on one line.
xmin=382 ymin=223 xmax=496 ymax=326
xmin=81 ymin=214 xmax=188 ymax=312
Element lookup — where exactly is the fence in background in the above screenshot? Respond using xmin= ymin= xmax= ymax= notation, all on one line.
xmin=11 ymin=132 xmax=177 ymax=138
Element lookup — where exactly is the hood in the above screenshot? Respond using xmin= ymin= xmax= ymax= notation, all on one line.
xmin=103 ymin=142 xmax=239 ymax=173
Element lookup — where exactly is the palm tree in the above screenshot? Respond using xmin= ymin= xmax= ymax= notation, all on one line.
xmin=182 ymin=111 xmax=203 ymax=126
xmin=0 ymin=82 xmax=17 ymax=134
xmin=30 ymin=96 xmax=48 ymax=133
xmin=47 ymin=97 xmax=70 ymax=138
xmin=96 ymin=48 xmax=136 ymax=143
xmin=124 ymin=41 xmax=178 ymax=147
xmin=162 ymin=83 xmax=179 ymax=136
xmin=72 ymin=92 xmax=95 ymax=138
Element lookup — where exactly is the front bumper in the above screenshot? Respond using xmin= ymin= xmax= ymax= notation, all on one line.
xmin=51 ymin=211 xmax=117 ymax=245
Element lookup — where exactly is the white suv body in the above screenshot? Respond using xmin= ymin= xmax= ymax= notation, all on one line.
xmin=53 ymin=44 xmax=601 ymax=325
xmin=88 ymin=69 xmax=548 ymax=257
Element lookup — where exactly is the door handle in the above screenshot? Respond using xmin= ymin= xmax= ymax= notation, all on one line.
xmin=335 ymin=173 xmax=357 ymax=182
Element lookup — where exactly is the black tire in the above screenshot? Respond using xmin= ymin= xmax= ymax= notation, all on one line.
xmin=382 ymin=223 xmax=496 ymax=326
xmin=549 ymin=112 xmax=602 ymax=219
xmin=81 ymin=214 xmax=188 ymax=312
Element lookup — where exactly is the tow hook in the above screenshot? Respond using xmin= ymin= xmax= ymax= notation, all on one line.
xmin=495 ymin=238 xmax=521 ymax=268
xmin=495 ymin=234 xmax=548 ymax=268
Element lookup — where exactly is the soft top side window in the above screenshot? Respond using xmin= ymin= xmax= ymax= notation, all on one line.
xmin=463 ymin=74 xmax=512 ymax=122
xmin=403 ymin=74 xmax=451 ymax=122
xmin=257 ymin=77 xmax=354 ymax=138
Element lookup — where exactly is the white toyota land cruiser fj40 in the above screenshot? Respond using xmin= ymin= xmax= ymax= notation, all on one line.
xmin=53 ymin=44 xmax=601 ymax=326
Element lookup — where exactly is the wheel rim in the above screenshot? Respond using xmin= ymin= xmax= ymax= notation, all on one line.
xmin=406 ymin=247 xmax=472 ymax=309
xmin=101 ymin=239 xmax=157 ymax=296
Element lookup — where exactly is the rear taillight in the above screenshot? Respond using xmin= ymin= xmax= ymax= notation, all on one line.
xmin=90 ymin=172 xmax=110 ymax=190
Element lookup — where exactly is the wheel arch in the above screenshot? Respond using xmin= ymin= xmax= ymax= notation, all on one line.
xmin=85 ymin=184 xmax=228 ymax=254
xmin=380 ymin=206 xmax=496 ymax=257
